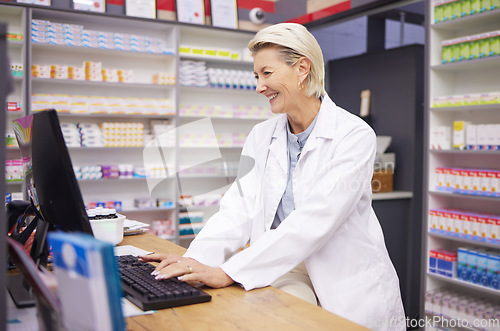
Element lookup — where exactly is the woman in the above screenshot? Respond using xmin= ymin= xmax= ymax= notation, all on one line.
xmin=141 ymin=23 xmax=405 ymax=330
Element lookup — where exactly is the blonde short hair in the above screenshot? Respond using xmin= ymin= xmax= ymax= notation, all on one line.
xmin=248 ymin=23 xmax=325 ymax=98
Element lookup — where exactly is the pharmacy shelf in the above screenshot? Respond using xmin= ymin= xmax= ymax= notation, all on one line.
xmin=5 ymin=181 xmax=23 ymax=186
xmin=180 ymin=85 xmax=256 ymax=95
xmin=31 ymin=43 xmax=176 ymax=61
xmin=121 ymin=206 xmax=175 ymax=213
xmin=180 ymin=205 xmax=220 ymax=211
xmin=428 ymin=231 xmax=500 ymax=249
xmin=429 ymin=149 xmax=500 ymax=155
xmin=178 ymin=174 xmax=236 ymax=179
xmin=6 ymin=111 xmax=23 ymax=116
xmin=180 ymin=55 xmax=253 ymax=66
xmin=78 ymin=177 xmax=147 ymax=183
xmin=372 ymin=191 xmax=413 ymax=200
xmin=427 ymin=273 xmax=500 ymax=297
xmin=431 ymin=9 xmax=500 ymax=32
xmin=179 ymin=145 xmax=244 ymax=149
xmin=67 ymin=146 xmax=175 ymax=151
xmin=423 ymin=313 xmax=479 ymax=331
xmin=7 ymin=39 xmax=23 ymax=48
xmin=179 ymin=115 xmax=267 ymax=122
xmin=56 ymin=113 xmax=176 ymax=119
xmin=429 ymin=104 xmax=500 ymax=112
xmin=31 ymin=77 xmax=175 ymax=90
xmin=424 ymin=0 xmax=500 ymax=306
xmin=429 ymin=190 xmax=500 ymax=202
xmin=431 ymin=55 xmax=500 ymax=72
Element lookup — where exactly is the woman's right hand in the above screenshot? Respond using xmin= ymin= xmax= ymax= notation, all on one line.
xmin=138 ymin=253 xmax=179 ymax=264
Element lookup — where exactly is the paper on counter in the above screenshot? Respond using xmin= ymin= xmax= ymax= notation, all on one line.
xmin=114 ymin=245 xmax=152 ymax=257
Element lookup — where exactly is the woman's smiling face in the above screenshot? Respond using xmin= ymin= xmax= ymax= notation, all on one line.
xmin=253 ymin=46 xmax=301 ymax=115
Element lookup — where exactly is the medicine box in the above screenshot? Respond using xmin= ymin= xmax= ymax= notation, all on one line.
xmin=437 ymin=250 xmax=457 ymax=278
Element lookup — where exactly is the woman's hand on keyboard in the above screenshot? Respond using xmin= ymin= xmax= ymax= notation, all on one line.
xmin=139 ymin=254 xmax=234 ymax=289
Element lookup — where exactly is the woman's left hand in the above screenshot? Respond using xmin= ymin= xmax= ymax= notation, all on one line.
xmin=139 ymin=253 xmax=234 ymax=289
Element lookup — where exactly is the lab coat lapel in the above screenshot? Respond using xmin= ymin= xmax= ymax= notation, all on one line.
xmin=263 ymin=115 xmax=288 ymax=230
xmin=297 ymin=95 xmax=336 ymax=161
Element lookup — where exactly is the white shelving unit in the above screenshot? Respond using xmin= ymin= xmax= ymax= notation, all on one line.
xmin=1 ymin=5 xmax=271 ymax=245
xmin=424 ymin=2 xmax=500 ymax=317
xmin=2 ymin=5 xmax=26 ymax=199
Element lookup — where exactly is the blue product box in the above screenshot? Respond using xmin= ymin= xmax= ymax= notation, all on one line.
xmin=429 ymin=250 xmax=438 ymax=273
xmin=437 ymin=250 xmax=457 ymax=278
xmin=486 ymin=251 xmax=500 ymax=289
xmin=467 ymin=249 xmax=480 ymax=284
xmin=457 ymin=248 xmax=469 ymax=280
xmin=476 ymin=250 xmax=488 ymax=286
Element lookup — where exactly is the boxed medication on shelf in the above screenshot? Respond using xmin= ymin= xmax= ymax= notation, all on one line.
xmin=490 ymin=30 xmax=500 ymax=56
xmin=68 ymin=65 xmax=85 ymax=80
xmin=134 ymin=197 xmax=156 ymax=209
xmin=50 ymin=65 xmax=69 ymax=79
xmin=466 ymin=124 xmax=477 ymax=150
xmin=117 ymin=69 xmax=134 ymax=83
xmin=10 ymin=63 xmax=23 ymax=77
xmin=179 ymin=211 xmax=203 ymax=224
xmin=151 ymin=219 xmax=175 ymax=240
xmin=5 ymin=159 xmax=23 ymax=181
xmin=453 ymin=121 xmax=468 ymax=150
xmin=428 ymin=249 xmax=457 ymax=278
xmin=31 ymin=64 xmax=50 ymax=78
xmin=6 ymin=101 xmax=21 ymax=112
xmin=430 ymin=126 xmax=451 ymax=150
xmin=102 ymin=69 xmax=119 ymax=82
xmin=5 ymin=133 xmax=18 ymax=147
xmin=5 ymin=192 xmax=23 ymax=204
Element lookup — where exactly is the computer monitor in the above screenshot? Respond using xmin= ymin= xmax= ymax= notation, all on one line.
xmin=8 ymin=109 xmax=93 ymax=307
xmin=31 ymin=109 xmax=92 ymax=234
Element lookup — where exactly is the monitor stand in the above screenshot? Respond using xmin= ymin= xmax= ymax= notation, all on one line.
xmin=7 ymin=274 xmax=36 ymax=307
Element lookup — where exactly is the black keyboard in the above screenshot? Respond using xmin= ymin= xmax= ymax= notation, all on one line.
xmin=117 ymin=255 xmax=211 ymax=311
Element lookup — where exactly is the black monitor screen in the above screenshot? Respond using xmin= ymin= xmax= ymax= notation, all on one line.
xmin=31 ymin=109 xmax=93 ymax=234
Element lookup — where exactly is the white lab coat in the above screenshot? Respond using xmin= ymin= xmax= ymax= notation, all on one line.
xmin=184 ymin=94 xmax=406 ymax=330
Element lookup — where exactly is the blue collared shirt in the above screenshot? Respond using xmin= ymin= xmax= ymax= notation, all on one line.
xmin=271 ymin=113 xmax=319 ymax=229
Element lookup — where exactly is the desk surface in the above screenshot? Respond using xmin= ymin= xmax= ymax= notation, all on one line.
xmin=122 ymin=233 xmax=368 ymax=331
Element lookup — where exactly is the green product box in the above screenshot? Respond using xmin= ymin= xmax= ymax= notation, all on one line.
xmin=459 ymin=37 xmax=471 ymax=61
xmin=491 ymin=0 xmax=499 ymax=9
xmin=452 ymin=0 xmax=462 ymax=17
xmin=442 ymin=40 xmax=453 ymax=63
xmin=434 ymin=1 xmax=445 ymax=23
xmin=480 ymin=0 xmax=491 ymax=11
xmin=443 ymin=0 xmax=455 ymax=20
xmin=469 ymin=35 xmax=481 ymax=59
xmin=451 ymin=39 xmax=461 ymax=62
xmin=490 ymin=31 xmax=500 ymax=56
xmin=460 ymin=0 xmax=471 ymax=16
xmin=479 ymin=33 xmax=490 ymax=57
xmin=470 ymin=0 xmax=480 ymax=13
xmin=5 ymin=134 xmax=17 ymax=147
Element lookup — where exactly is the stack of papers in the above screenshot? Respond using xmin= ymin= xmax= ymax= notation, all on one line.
xmin=123 ymin=219 xmax=150 ymax=236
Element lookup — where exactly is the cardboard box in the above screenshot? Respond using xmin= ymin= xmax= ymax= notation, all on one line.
xmin=372 ymin=170 xmax=394 ymax=193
